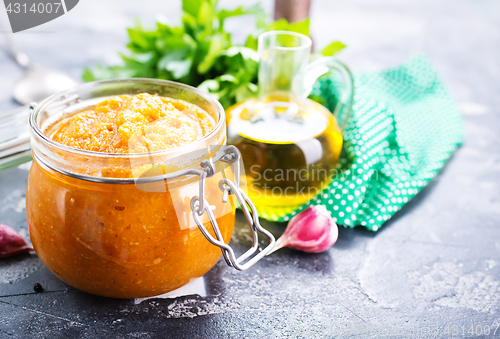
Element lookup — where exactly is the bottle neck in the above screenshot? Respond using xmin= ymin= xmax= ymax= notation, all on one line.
xmin=258 ymin=45 xmax=310 ymax=101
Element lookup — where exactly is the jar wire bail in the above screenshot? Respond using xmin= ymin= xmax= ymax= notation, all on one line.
xmin=191 ymin=145 xmax=276 ymax=271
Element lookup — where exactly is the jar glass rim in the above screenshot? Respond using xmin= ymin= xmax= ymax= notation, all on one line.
xmin=29 ymin=78 xmax=226 ymax=159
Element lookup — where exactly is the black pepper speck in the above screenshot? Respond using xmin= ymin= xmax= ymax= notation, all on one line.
xmin=33 ymin=283 xmax=43 ymax=292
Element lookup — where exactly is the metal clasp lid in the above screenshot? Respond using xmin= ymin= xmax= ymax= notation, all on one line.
xmin=190 ymin=145 xmax=275 ymax=271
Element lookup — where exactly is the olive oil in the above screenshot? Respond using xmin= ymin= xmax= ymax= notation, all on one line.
xmin=227 ymin=94 xmax=343 ymax=215
xmin=228 ymin=31 xmax=353 ymax=217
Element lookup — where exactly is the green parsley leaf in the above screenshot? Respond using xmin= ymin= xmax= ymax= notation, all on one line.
xmin=82 ymin=0 xmax=346 ymax=108
xmin=321 ymin=41 xmax=346 ymax=56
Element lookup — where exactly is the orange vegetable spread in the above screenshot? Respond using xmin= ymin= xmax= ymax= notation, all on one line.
xmin=27 ymin=93 xmax=234 ymax=298
xmin=47 ymin=93 xmax=215 ymax=153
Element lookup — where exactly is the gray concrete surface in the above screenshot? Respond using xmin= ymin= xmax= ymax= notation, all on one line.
xmin=1 ymin=0 xmax=499 ymax=338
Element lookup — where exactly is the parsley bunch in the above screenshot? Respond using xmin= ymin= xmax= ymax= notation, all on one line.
xmin=83 ymin=0 xmax=345 ymax=108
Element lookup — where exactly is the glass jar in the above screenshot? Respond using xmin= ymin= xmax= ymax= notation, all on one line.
xmin=26 ymin=79 xmax=274 ymax=299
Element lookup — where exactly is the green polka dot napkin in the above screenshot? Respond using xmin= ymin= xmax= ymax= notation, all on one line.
xmin=257 ymin=55 xmax=465 ymax=231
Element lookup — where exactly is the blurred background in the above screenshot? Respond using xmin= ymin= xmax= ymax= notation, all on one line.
xmin=0 ymin=0 xmax=499 ymax=114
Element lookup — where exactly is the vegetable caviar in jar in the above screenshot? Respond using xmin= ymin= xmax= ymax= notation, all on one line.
xmin=27 ymin=83 xmax=235 ymax=299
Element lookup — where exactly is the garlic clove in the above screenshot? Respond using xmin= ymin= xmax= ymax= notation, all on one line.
xmin=0 ymin=224 xmax=34 ymax=259
xmin=269 ymin=205 xmax=338 ymax=254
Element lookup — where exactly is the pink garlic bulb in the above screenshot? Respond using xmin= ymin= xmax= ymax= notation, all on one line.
xmin=270 ymin=205 xmax=338 ymax=254
xmin=0 ymin=224 xmax=34 ymax=258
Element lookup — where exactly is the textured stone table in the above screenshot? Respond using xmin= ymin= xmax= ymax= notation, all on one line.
xmin=1 ymin=0 xmax=499 ymax=337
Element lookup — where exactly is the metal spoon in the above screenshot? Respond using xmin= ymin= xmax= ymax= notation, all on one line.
xmin=4 ymin=32 xmax=77 ymax=105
